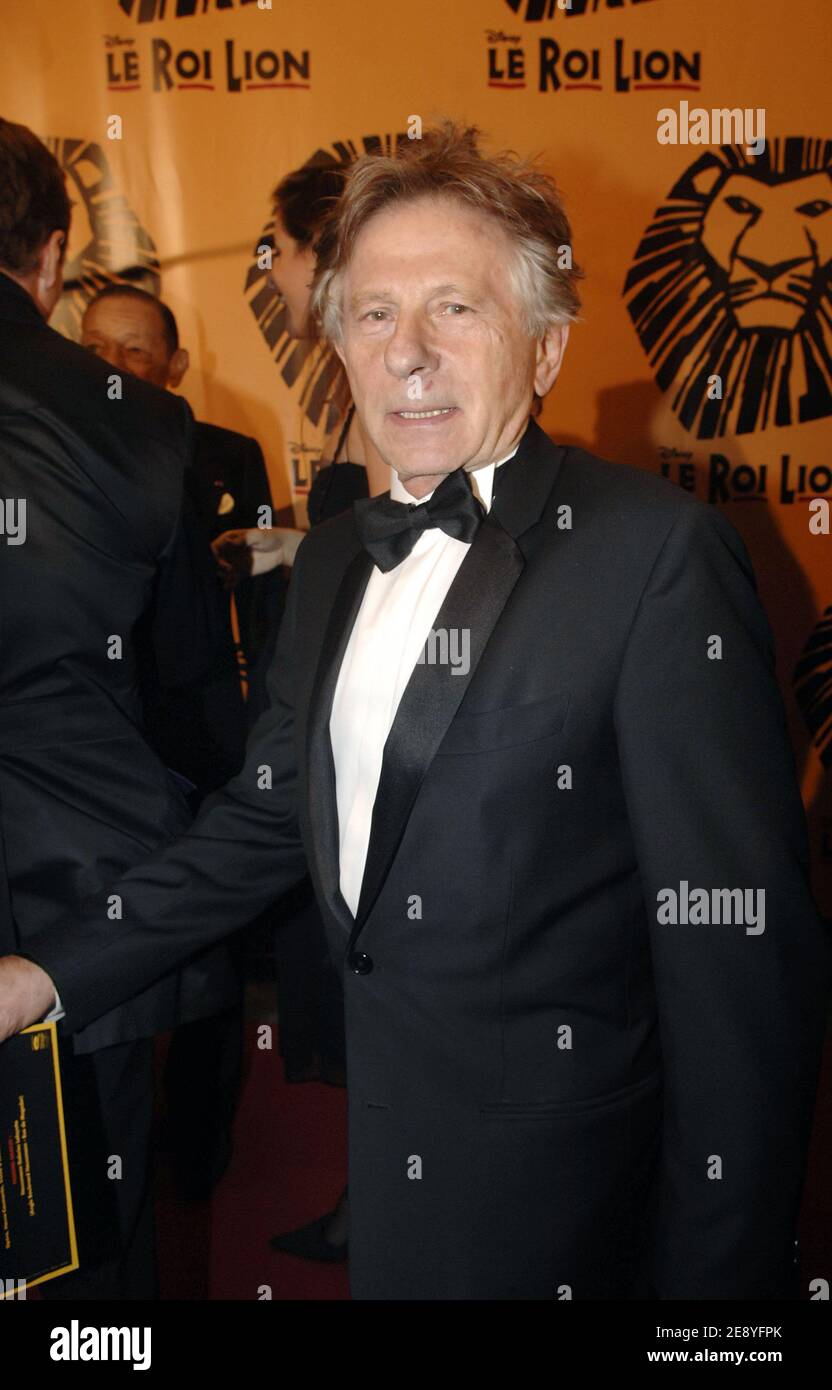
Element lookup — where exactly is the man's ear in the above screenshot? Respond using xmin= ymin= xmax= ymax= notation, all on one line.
xmin=37 ymin=230 xmax=66 ymax=295
xmin=167 ymin=347 xmax=190 ymax=388
xmin=533 ymin=323 xmax=570 ymax=398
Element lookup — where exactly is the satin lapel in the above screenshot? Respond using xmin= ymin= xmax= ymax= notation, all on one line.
xmin=306 ymin=545 xmax=374 ymax=935
xmin=350 ymin=517 xmax=524 ymax=943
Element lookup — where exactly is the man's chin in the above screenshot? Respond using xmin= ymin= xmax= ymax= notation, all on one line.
xmin=390 ymin=455 xmax=464 ymax=484
xmin=380 ymin=430 xmax=466 ymax=476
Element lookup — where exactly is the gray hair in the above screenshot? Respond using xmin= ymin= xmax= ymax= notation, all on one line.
xmin=310 ymin=119 xmax=583 ymax=346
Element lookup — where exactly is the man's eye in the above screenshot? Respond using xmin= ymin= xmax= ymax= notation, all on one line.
xmin=362 ymin=310 xmax=388 ymax=322
xmin=443 ymin=303 xmax=470 ymax=315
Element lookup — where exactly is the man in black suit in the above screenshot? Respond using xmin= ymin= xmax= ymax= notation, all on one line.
xmin=0 ymin=118 xmax=237 ymax=1296
xmin=81 ymin=284 xmax=278 ymax=720
xmin=3 ymin=120 xmax=830 ymax=1300
xmin=81 ymin=284 xmax=282 ymax=1198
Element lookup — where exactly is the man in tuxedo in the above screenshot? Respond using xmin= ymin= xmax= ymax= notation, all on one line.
xmin=0 ymin=118 xmax=237 ymax=1295
xmin=2 ymin=120 xmax=830 ymax=1300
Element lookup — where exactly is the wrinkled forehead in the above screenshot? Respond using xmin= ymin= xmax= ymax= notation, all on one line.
xmin=342 ymin=193 xmax=515 ymax=297
xmin=82 ymin=295 xmax=168 ymax=344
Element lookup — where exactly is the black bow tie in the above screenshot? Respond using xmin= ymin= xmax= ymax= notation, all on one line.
xmin=353 ymin=466 xmax=486 ymax=573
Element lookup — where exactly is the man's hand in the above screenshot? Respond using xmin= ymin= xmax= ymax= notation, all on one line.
xmin=0 ymin=956 xmax=56 ymax=1042
xmin=212 ymin=527 xmax=304 ymax=586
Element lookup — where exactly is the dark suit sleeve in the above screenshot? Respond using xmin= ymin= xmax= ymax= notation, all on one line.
xmin=229 ymin=434 xmax=280 ymax=681
xmin=238 ymin=435 xmax=273 ymax=528
xmin=21 ymin=537 xmax=313 ymax=1034
xmin=613 ymin=503 xmax=831 ymax=1299
xmin=147 ymin=404 xmax=228 ymax=689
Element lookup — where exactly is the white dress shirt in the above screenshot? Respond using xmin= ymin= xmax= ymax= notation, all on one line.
xmin=330 ymin=445 xmax=519 ymax=918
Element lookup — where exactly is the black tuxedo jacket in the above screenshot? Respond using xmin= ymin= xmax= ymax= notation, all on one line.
xmin=139 ymin=420 xmax=282 ymax=797
xmin=136 ymin=422 xmax=262 ymax=800
xmin=0 ymin=271 xmax=237 ymax=1054
xmin=191 ymin=420 xmax=281 ymax=681
xmin=190 ymin=421 xmax=272 ymax=542
xmin=25 ymin=416 xmax=831 ymax=1296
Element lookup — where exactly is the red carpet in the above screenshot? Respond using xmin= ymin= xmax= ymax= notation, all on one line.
xmin=155 ymin=1024 xmax=350 ymax=1300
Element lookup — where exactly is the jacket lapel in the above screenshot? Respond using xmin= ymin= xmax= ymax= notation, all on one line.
xmin=305 ymin=544 xmax=373 ymax=936
xmin=305 ymin=417 xmax=565 ymax=948
xmin=350 ymin=518 xmax=524 ymax=940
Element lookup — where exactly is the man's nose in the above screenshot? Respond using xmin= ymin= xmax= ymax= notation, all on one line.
xmin=384 ymin=311 xmax=440 ymax=381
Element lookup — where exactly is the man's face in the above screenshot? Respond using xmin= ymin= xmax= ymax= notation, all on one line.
xmin=334 ymin=195 xmax=567 ymax=495
xmin=269 ymin=211 xmax=317 ymax=339
xmin=81 ymin=296 xmax=177 ymax=387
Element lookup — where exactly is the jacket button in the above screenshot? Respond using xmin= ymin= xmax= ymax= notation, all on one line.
xmin=349 ymin=951 xmax=373 ymax=975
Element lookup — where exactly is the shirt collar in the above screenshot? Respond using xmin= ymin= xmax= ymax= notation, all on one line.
xmin=389 ymin=444 xmax=520 ymax=512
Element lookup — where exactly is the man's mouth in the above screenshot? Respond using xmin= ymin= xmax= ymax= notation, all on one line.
xmin=390 ymin=406 xmax=458 ymax=420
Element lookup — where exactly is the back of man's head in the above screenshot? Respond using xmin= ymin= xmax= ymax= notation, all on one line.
xmin=0 ymin=118 xmax=71 ymax=317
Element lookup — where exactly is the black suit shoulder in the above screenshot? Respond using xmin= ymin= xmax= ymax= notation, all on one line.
xmin=293 ymin=503 xmax=360 ymax=566
xmin=555 ymin=445 xmax=708 ymax=525
xmin=0 ymin=311 xmax=190 ymax=457
xmin=0 ymin=304 xmax=191 ymax=558
xmin=552 ymin=444 xmax=754 ymax=585
xmin=191 ymin=419 xmax=271 ymax=536
xmin=193 ymin=420 xmax=261 ymax=459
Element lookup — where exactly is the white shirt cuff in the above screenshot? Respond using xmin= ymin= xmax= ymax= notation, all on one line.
xmin=41 ymin=989 xmax=65 ymax=1024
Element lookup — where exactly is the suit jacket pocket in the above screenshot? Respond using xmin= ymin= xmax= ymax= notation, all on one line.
xmin=479 ymin=1070 xmax=661 ymax=1119
xmin=436 ymin=691 xmax=571 ymax=756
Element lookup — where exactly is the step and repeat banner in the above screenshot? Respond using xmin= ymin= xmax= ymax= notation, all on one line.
xmin=2 ymin=0 xmax=831 ymax=907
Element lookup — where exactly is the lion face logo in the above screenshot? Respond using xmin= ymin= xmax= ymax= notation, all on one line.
xmin=45 ymin=137 xmax=159 ymax=341
xmin=625 ymin=138 xmax=832 ymax=438
xmin=794 ymin=606 xmax=832 ymax=770
xmin=700 ymin=171 xmax=832 ymax=332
